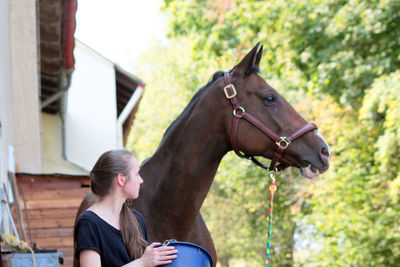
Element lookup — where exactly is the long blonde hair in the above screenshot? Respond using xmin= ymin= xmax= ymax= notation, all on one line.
xmin=90 ymin=149 xmax=147 ymax=260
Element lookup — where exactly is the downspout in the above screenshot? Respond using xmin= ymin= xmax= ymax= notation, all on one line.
xmin=39 ymin=68 xmax=71 ymax=159
xmin=59 ymin=69 xmax=72 ymax=160
xmin=116 ymin=85 xmax=144 ymax=148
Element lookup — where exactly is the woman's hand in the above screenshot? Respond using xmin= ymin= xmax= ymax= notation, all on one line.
xmin=138 ymin=242 xmax=178 ymax=267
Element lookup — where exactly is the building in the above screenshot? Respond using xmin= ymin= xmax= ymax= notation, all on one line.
xmin=1 ymin=1 xmax=144 ymax=265
xmin=43 ymin=39 xmax=145 ymax=174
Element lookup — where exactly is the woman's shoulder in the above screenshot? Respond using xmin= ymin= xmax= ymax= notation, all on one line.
xmin=78 ymin=209 xmax=96 ymax=218
xmin=74 ymin=211 xmax=101 ymax=241
xmin=77 ymin=210 xmax=100 ymax=225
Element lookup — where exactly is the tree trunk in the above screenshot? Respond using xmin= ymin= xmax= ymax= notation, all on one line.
xmin=220 ymin=257 xmax=230 ymax=267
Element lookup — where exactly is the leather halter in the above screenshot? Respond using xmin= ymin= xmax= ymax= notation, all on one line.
xmin=223 ymin=71 xmax=318 ymax=172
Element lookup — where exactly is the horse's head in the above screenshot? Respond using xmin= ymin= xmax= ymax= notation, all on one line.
xmin=219 ymin=43 xmax=330 ymax=178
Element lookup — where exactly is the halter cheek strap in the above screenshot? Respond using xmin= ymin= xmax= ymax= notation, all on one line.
xmin=223 ymin=71 xmax=318 ymax=172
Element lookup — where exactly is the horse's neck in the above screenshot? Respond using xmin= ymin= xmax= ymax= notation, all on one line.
xmin=141 ymin=97 xmax=229 ymax=230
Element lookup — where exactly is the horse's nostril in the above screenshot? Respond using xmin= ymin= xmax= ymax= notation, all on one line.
xmin=321 ymin=147 xmax=330 ymax=161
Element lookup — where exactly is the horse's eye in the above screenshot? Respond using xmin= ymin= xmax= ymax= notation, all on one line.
xmin=264 ymin=94 xmax=276 ymax=103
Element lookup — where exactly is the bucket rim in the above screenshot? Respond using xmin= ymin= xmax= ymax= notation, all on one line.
xmin=162 ymin=240 xmax=214 ymax=266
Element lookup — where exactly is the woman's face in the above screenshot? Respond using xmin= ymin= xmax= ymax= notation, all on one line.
xmin=124 ymin=157 xmax=143 ymax=199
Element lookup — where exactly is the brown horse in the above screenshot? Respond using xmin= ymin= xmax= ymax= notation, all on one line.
xmin=74 ymin=43 xmax=330 ymax=266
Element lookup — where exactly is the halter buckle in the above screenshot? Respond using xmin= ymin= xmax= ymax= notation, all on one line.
xmin=224 ymin=84 xmax=237 ymax=99
xmin=276 ymin=137 xmax=291 ymax=149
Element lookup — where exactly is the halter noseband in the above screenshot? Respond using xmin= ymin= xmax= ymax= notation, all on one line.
xmin=223 ymin=71 xmax=318 ymax=172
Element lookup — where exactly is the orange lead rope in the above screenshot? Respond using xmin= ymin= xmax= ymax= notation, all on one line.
xmin=265 ymin=172 xmax=277 ymax=267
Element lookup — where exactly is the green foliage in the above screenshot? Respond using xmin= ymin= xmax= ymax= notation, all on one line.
xmin=299 ymin=82 xmax=400 ymax=265
xmin=163 ymin=0 xmax=400 ymax=105
xmin=127 ymin=39 xmax=202 ymax=161
xmin=203 ymin=153 xmax=310 ymax=266
xmin=360 ymin=71 xmax=400 ymax=181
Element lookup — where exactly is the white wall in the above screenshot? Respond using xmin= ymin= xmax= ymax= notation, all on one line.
xmin=65 ymin=41 xmax=118 ymax=171
xmin=10 ymin=0 xmax=41 ymax=173
xmin=0 ymin=0 xmax=12 ymax=183
xmin=0 ymin=0 xmax=40 ymax=233
xmin=0 ymin=0 xmax=12 ymax=233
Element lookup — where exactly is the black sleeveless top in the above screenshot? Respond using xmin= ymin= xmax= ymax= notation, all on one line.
xmin=75 ymin=209 xmax=151 ymax=267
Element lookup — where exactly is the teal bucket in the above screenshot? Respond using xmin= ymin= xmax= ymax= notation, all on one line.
xmin=158 ymin=240 xmax=213 ymax=267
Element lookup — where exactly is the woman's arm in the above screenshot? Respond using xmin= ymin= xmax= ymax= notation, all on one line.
xmin=123 ymin=243 xmax=178 ymax=267
xmin=80 ymin=250 xmax=101 ymax=267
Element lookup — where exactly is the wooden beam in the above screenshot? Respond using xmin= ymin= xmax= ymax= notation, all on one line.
xmin=24 ymin=208 xmax=79 ymax=219
xmin=30 ymin=227 xmax=73 ymax=238
xmin=18 ymin=188 xmax=89 ymax=201
xmin=24 ymin=217 xmax=76 ymax=229
xmin=20 ymin=198 xmax=86 ymax=210
xmin=34 ymin=236 xmax=73 ymax=247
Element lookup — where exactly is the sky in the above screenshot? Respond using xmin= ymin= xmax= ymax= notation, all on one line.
xmin=75 ymin=0 xmax=167 ymax=72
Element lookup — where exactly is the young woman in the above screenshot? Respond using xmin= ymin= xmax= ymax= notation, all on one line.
xmin=74 ymin=149 xmax=178 ymax=267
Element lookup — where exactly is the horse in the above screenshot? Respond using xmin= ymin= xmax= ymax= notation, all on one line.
xmin=74 ymin=43 xmax=330 ymax=266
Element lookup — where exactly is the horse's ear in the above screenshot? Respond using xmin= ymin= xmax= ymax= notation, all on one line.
xmin=233 ymin=42 xmax=262 ymax=76
xmin=255 ymin=44 xmax=263 ymax=66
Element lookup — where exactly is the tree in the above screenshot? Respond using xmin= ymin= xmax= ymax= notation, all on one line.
xmin=163 ymin=0 xmax=400 ymax=105
xmin=297 ymin=78 xmax=400 ymax=265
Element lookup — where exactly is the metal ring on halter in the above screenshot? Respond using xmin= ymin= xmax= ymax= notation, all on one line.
xmin=275 ymin=136 xmax=291 ymax=149
xmin=268 ymin=171 xmax=276 ymax=182
xmin=233 ymin=106 xmax=245 ymax=118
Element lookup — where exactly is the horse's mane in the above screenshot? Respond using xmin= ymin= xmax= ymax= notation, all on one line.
xmin=161 ymin=71 xmax=225 ymax=139
xmin=160 ymin=66 xmax=260 ymax=141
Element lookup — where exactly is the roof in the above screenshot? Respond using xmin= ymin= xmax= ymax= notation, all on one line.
xmin=115 ymin=66 xmax=146 ymax=145
xmin=115 ymin=65 xmax=145 ymax=117
xmin=40 ymin=0 xmax=77 ymax=114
